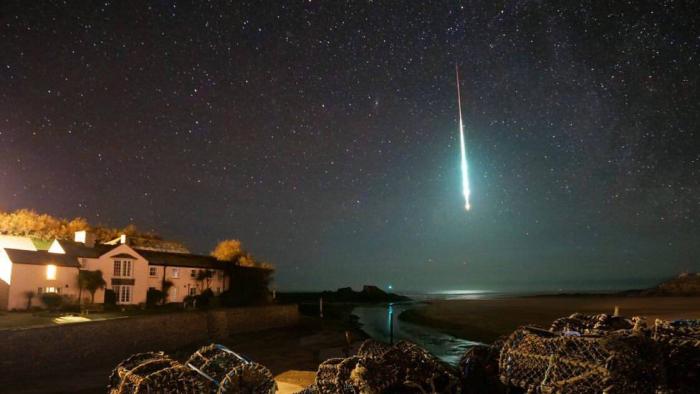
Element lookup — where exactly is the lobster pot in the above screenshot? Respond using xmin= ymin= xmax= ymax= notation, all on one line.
xmin=186 ymin=344 xmax=248 ymax=383
xmin=217 ymin=362 xmax=276 ymax=394
xmin=653 ymin=320 xmax=700 ymax=393
xmin=312 ymin=340 xmax=460 ymax=394
xmin=499 ymin=327 xmax=663 ymax=394
xmin=108 ymin=351 xmax=210 ymax=394
xmin=549 ymin=313 xmax=634 ymax=336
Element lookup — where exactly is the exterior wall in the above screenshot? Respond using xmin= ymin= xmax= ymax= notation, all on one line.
xmin=0 ymin=235 xmax=37 ymax=252
xmin=0 ymin=237 xmax=37 ymax=309
xmin=7 ymin=264 xmax=79 ymax=310
xmin=0 ymin=250 xmax=10 ymax=310
xmin=156 ymin=265 xmax=226 ymax=302
xmin=82 ymin=244 xmax=149 ymax=305
xmin=0 ymin=304 xmax=300 ymax=383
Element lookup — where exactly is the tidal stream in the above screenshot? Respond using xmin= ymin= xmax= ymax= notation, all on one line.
xmin=352 ymin=302 xmax=479 ymax=366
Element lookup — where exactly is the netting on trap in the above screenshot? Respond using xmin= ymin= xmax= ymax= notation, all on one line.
xmin=652 ymin=319 xmax=700 ymax=393
xmin=107 ymin=351 xmax=211 ymax=393
xmin=186 ymin=344 xmax=249 ymax=384
xmin=549 ymin=313 xmax=637 ymax=336
xmin=109 ymin=344 xmax=276 ymax=394
xmin=499 ymin=326 xmax=664 ymax=394
xmin=310 ymin=339 xmax=460 ymax=394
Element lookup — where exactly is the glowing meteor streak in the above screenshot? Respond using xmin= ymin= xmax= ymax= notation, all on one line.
xmin=455 ymin=65 xmax=471 ymax=211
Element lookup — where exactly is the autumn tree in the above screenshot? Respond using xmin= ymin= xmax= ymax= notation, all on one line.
xmin=211 ymin=239 xmax=243 ymax=262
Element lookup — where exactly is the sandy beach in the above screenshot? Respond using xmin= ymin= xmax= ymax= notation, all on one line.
xmin=400 ymin=296 xmax=700 ymax=343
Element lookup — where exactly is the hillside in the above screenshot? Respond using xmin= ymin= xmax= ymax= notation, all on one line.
xmin=641 ymin=273 xmax=700 ymax=296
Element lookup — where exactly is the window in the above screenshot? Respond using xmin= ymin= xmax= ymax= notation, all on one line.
xmin=113 ymin=285 xmax=132 ymax=304
xmin=149 ymin=266 xmax=157 ymax=276
xmin=189 ymin=287 xmax=197 ymax=296
xmin=171 ymin=287 xmax=178 ymax=301
xmin=172 ymin=268 xmax=180 ymax=278
xmin=191 ymin=269 xmax=197 ymax=278
xmin=113 ymin=260 xmax=133 ymax=277
xmin=46 ymin=264 xmax=57 ymax=280
xmin=42 ymin=286 xmax=60 ymax=294
xmin=217 ymin=271 xmax=223 ymax=280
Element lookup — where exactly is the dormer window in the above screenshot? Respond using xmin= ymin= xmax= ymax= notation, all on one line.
xmin=113 ymin=259 xmax=133 ymax=277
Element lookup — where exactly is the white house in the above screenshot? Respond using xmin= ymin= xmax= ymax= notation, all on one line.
xmin=0 ymin=232 xmax=229 ymax=310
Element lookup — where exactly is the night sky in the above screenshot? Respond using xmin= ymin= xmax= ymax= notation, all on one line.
xmin=1 ymin=2 xmax=698 ymax=292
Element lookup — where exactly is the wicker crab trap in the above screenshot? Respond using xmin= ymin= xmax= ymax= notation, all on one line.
xmin=303 ymin=339 xmax=461 ymax=394
xmin=652 ymin=319 xmax=700 ymax=393
xmin=108 ymin=344 xmax=276 ymax=394
xmin=499 ymin=326 xmax=664 ymax=394
xmin=108 ymin=351 xmax=211 ymax=393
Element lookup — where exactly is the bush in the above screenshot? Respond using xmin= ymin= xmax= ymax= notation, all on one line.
xmin=183 ymin=295 xmax=195 ymax=308
xmin=40 ymin=293 xmax=63 ymax=311
xmin=220 ymin=266 xmax=272 ymax=307
xmin=146 ymin=288 xmax=164 ymax=307
xmin=104 ymin=289 xmax=117 ymax=307
xmin=195 ymin=288 xmax=214 ymax=308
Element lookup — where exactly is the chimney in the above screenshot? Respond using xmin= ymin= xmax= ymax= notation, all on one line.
xmin=120 ymin=234 xmax=127 ymax=244
xmin=74 ymin=230 xmax=96 ymax=248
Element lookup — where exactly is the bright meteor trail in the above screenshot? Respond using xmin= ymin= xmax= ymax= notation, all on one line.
xmin=455 ymin=65 xmax=471 ymax=211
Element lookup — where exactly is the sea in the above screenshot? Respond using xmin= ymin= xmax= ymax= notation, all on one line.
xmin=352 ymin=280 xmax=662 ymax=366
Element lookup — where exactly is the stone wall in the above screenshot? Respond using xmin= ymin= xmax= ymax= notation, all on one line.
xmin=0 ymin=304 xmax=299 ymax=382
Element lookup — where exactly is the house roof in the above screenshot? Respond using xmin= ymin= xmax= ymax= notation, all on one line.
xmin=135 ymin=249 xmax=227 ymax=270
xmin=3 ymin=248 xmax=81 ymax=268
xmin=55 ymin=240 xmax=112 ymax=258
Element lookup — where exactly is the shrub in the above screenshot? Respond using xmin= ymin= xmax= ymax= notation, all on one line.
xmin=40 ymin=293 xmax=63 ymax=311
xmin=195 ymin=288 xmax=214 ymax=308
xmin=146 ymin=288 xmax=164 ymax=307
xmin=104 ymin=289 xmax=117 ymax=307
xmin=220 ymin=266 xmax=272 ymax=307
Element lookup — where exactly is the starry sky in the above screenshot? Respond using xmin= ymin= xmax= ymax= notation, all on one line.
xmin=1 ymin=1 xmax=698 ymax=292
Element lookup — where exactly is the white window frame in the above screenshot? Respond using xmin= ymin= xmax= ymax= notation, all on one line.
xmin=189 ymin=287 xmax=197 ymax=296
xmin=113 ymin=259 xmax=133 ymax=278
xmin=149 ymin=266 xmax=157 ymax=276
xmin=113 ymin=285 xmax=133 ymax=304
xmin=190 ymin=269 xmax=197 ymax=278
xmin=171 ymin=268 xmax=180 ymax=278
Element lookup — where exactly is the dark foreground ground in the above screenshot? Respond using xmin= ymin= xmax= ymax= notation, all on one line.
xmin=4 ymin=315 xmax=363 ymax=394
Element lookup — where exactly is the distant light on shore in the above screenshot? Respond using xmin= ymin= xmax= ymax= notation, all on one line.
xmin=431 ymin=289 xmax=492 ymax=295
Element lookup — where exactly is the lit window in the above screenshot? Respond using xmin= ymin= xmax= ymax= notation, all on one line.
xmin=149 ymin=266 xmax=157 ymax=276
xmin=46 ymin=264 xmax=57 ymax=280
xmin=44 ymin=286 xmax=58 ymax=294
xmin=172 ymin=268 xmax=179 ymax=278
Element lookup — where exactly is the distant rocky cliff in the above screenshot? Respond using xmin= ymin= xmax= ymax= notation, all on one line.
xmin=639 ymin=273 xmax=700 ymax=296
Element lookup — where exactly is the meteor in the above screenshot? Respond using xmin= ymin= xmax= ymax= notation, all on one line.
xmin=455 ymin=65 xmax=471 ymax=211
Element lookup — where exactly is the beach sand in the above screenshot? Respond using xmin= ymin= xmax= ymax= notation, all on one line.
xmin=400 ymin=296 xmax=700 ymax=343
